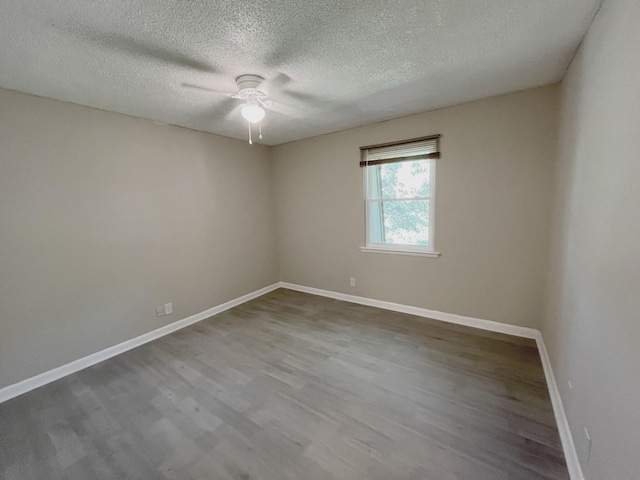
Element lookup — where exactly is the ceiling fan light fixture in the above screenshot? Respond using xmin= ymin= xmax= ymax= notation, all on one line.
xmin=241 ymin=104 xmax=265 ymax=123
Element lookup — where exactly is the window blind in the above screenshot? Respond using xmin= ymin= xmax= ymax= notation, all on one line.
xmin=359 ymin=134 xmax=441 ymax=167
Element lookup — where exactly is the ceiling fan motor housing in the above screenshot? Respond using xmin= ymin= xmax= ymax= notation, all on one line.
xmin=236 ymin=74 xmax=266 ymax=99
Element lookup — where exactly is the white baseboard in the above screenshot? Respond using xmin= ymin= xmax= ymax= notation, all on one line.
xmin=279 ymin=282 xmax=540 ymax=338
xmin=534 ymin=333 xmax=585 ymax=480
xmin=0 ymin=283 xmax=280 ymax=404
xmin=279 ymin=282 xmax=584 ymax=480
xmin=0 ymin=280 xmax=583 ymax=479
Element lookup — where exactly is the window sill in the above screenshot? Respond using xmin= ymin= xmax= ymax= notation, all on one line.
xmin=359 ymin=246 xmax=441 ymax=258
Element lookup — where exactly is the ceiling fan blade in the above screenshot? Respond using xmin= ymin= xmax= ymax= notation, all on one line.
xmin=268 ymin=102 xmax=297 ymax=118
xmin=209 ymin=97 xmax=240 ymax=123
xmin=63 ymin=25 xmax=219 ymax=73
xmin=261 ymin=72 xmax=291 ymax=95
xmin=181 ymin=83 xmax=234 ymax=96
xmin=281 ymin=89 xmax=323 ymax=103
xmin=263 ymin=3 xmax=355 ymax=68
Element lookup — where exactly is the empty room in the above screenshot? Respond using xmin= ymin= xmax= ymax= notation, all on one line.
xmin=0 ymin=0 xmax=638 ymax=479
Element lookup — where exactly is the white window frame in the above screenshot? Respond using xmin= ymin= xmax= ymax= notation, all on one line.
xmin=359 ymin=136 xmax=441 ymax=258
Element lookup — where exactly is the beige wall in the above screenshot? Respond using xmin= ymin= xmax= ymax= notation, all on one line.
xmin=0 ymin=89 xmax=279 ymax=389
xmin=543 ymin=0 xmax=640 ymax=478
xmin=272 ymin=85 xmax=559 ymax=328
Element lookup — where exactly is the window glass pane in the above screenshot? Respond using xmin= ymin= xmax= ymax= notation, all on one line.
xmin=369 ymin=194 xmax=386 ymax=243
xmin=369 ymin=160 xmax=431 ymax=199
xmin=370 ymin=199 xmax=430 ymax=246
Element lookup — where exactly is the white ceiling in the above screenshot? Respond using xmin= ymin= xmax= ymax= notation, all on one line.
xmin=0 ymin=0 xmax=601 ymax=145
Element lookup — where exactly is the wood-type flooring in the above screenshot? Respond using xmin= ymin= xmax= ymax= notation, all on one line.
xmin=0 ymin=288 xmax=568 ymax=479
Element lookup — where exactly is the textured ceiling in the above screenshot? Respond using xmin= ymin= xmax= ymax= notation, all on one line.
xmin=0 ymin=0 xmax=601 ymax=145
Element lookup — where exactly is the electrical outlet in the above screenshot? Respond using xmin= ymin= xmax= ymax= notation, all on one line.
xmin=155 ymin=305 xmax=164 ymax=317
xmin=164 ymin=302 xmax=173 ymax=315
xmin=568 ymin=380 xmax=573 ymax=390
xmin=350 ymin=277 xmax=356 ymax=287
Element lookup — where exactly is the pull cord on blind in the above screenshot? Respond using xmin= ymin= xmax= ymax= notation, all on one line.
xmin=359 ymin=134 xmax=441 ymax=167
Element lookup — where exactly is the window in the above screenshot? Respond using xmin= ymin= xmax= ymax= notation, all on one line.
xmin=360 ymin=135 xmax=440 ymax=257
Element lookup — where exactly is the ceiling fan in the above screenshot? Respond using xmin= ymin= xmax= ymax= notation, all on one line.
xmin=182 ymin=72 xmax=300 ymax=144
xmin=57 ymin=26 xmax=315 ymax=143
xmin=222 ymin=74 xmax=273 ymax=144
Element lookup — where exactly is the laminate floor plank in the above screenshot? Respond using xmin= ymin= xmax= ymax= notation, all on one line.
xmin=0 ymin=288 xmax=569 ymax=479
